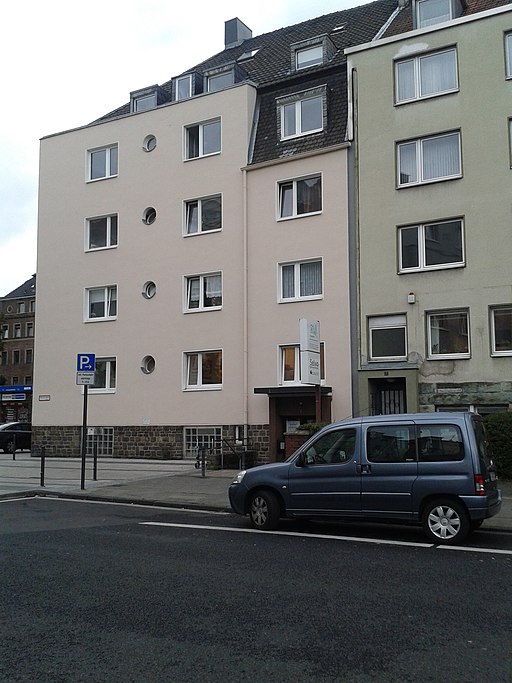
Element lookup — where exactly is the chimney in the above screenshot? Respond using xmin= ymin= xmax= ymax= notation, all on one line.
xmin=225 ymin=18 xmax=252 ymax=49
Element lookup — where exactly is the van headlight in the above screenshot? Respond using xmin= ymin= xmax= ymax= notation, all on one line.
xmin=232 ymin=470 xmax=247 ymax=484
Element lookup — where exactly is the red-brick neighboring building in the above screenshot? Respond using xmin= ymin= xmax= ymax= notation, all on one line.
xmin=0 ymin=275 xmax=36 ymax=422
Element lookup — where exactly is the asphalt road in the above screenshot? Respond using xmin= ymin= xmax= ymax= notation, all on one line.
xmin=1 ymin=499 xmax=511 ymax=683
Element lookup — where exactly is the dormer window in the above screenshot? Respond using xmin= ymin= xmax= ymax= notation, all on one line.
xmin=133 ymin=93 xmax=157 ymax=113
xmin=291 ymin=36 xmax=334 ymax=73
xmin=416 ymin=0 xmax=464 ymax=28
xmin=130 ymin=86 xmax=168 ymax=113
xmin=208 ymin=70 xmax=234 ymax=93
xmin=177 ymin=75 xmax=192 ymax=101
xmin=296 ymin=45 xmax=323 ymax=70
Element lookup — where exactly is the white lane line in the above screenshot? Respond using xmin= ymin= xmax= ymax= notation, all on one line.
xmin=141 ymin=521 xmax=512 ymax=555
xmin=140 ymin=521 xmax=433 ymax=548
xmin=437 ymin=545 xmax=512 ymax=555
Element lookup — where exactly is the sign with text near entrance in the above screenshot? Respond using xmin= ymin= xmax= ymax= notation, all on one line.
xmin=300 ymin=350 xmax=321 ymax=385
xmin=299 ymin=318 xmax=320 ymax=353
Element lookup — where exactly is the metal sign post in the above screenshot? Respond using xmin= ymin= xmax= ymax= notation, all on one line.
xmin=80 ymin=384 xmax=88 ymax=490
xmin=299 ymin=319 xmax=322 ymax=422
xmin=76 ymin=354 xmax=95 ymax=490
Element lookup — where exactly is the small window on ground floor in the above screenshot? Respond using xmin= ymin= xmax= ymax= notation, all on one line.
xmin=368 ymin=315 xmax=407 ymax=361
xmin=427 ymin=310 xmax=469 ymax=359
xmin=491 ymin=306 xmax=512 ymax=356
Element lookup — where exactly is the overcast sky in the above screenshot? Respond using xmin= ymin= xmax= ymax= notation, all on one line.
xmin=0 ymin=0 xmax=372 ymax=296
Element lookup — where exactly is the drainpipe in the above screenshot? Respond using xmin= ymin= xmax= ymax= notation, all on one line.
xmin=347 ymin=65 xmax=361 ymax=417
xmin=242 ymin=167 xmax=249 ymax=444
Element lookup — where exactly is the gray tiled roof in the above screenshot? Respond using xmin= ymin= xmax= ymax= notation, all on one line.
xmin=92 ymin=0 xmax=398 ymax=125
xmin=2 ymin=275 xmax=36 ymax=300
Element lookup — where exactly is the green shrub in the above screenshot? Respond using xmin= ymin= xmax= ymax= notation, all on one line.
xmin=483 ymin=412 xmax=512 ymax=480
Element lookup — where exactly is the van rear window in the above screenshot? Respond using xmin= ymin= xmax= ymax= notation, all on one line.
xmin=417 ymin=425 xmax=464 ymax=462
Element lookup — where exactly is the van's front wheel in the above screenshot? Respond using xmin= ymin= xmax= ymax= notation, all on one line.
xmin=249 ymin=490 xmax=280 ymax=531
xmin=422 ymin=499 xmax=470 ymax=544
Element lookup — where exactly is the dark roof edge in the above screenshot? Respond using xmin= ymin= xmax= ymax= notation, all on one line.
xmin=244 ymin=142 xmax=350 ymax=171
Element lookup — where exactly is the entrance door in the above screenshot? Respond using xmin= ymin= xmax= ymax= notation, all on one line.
xmin=287 ymin=427 xmax=361 ymax=514
xmin=369 ymin=379 xmax=406 ymax=415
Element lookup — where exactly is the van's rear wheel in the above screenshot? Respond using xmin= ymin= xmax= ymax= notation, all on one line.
xmin=422 ymin=499 xmax=470 ymax=545
xmin=249 ymin=490 xmax=280 ymax=531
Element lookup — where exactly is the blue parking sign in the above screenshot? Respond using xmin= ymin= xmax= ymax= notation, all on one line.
xmin=77 ymin=354 xmax=95 ymax=372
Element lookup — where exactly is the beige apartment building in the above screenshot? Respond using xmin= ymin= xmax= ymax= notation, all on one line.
xmin=33 ymin=3 xmax=397 ymax=460
xmin=346 ymin=0 xmax=512 ymax=415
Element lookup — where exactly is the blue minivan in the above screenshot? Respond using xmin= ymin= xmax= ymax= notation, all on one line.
xmin=229 ymin=413 xmax=502 ymax=544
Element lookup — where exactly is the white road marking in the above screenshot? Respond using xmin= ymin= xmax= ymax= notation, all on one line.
xmin=141 ymin=521 xmax=512 ymax=555
xmin=141 ymin=521 xmax=432 ymax=547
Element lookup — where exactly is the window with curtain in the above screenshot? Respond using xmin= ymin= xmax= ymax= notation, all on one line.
xmin=86 ymin=286 xmax=117 ymax=321
xmin=506 ymin=33 xmax=512 ymax=78
xmin=279 ymin=260 xmax=322 ymax=301
xmin=185 ymin=351 xmax=222 ymax=389
xmin=428 ymin=310 xmax=470 ymax=358
xmin=185 ymin=195 xmax=222 ymax=235
xmin=278 ymin=175 xmax=322 ymax=218
xmin=399 ymin=219 xmax=464 ymax=272
xmin=185 ymin=273 xmax=222 ymax=311
xmin=417 ymin=0 xmax=452 ymax=28
xmin=397 ymin=132 xmax=461 ymax=187
xmin=395 ymin=48 xmax=457 ymax=103
xmin=280 ymin=343 xmax=325 ymax=383
xmin=491 ymin=307 xmax=512 ymax=355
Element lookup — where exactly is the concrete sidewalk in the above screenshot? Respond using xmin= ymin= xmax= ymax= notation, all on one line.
xmin=0 ymin=452 xmax=510 ymax=532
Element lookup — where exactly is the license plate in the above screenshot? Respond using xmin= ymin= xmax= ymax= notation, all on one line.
xmin=490 ymin=471 xmax=496 ymax=481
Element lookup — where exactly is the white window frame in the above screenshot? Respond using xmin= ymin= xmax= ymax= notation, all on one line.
xmin=296 ymin=45 xmax=323 ymax=70
xmin=427 ymin=310 xmax=470 ymax=359
xmin=505 ymin=33 xmax=512 ymax=79
xmin=207 ymin=70 xmax=234 ymax=92
xmin=26 ymin=322 xmax=34 ymax=337
xmin=280 ymin=94 xmax=324 ymax=140
xmin=176 ymin=75 xmax=192 ymax=100
xmin=85 ymin=214 xmax=118 ymax=251
xmin=133 ymin=93 xmax=157 ymax=112
xmin=278 ymin=259 xmax=323 ymax=303
xmin=490 ymin=306 xmax=512 ymax=356
xmin=183 ymin=350 xmax=223 ymax=390
xmin=1 ymin=324 xmax=8 ymax=339
xmin=90 ymin=357 xmax=117 ymax=394
xmin=368 ymin=315 xmax=407 ymax=362
xmin=87 ymin=144 xmax=118 ymax=182
xmin=397 ymin=131 xmax=461 ymax=187
xmin=417 ymin=0 xmax=452 ymax=28
xmin=184 ymin=118 xmax=221 ymax=160
xmin=279 ymin=343 xmax=325 ymax=385
xmin=398 ymin=218 xmax=465 ymax=273
xmin=184 ymin=272 xmax=223 ymax=312
xmin=395 ymin=48 xmax=458 ymax=104
xmin=277 ymin=174 xmax=322 ymax=220
xmin=183 ymin=194 xmax=222 ymax=236
xmin=85 ymin=285 xmax=117 ymax=322
xmin=14 ymin=323 xmax=21 ymax=338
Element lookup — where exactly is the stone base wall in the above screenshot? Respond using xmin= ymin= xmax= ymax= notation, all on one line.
xmin=32 ymin=424 xmax=271 ymax=464
xmin=419 ymin=381 xmax=512 ymax=412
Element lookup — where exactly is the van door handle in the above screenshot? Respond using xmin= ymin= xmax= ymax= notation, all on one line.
xmin=356 ymin=464 xmax=372 ymax=474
